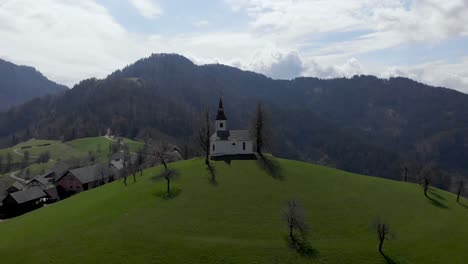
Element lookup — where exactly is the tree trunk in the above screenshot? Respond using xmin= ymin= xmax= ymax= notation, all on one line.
xmin=133 ymin=171 xmax=136 ymax=182
xmin=457 ymin=188 xmax=461 ymax=203
xmin=140 ymin=168 xmax=143 ymax=177
xmin=167 ymin=178 xmax=170 ymax=195
xmin=289 ymin=224 xmax=294 ymax=242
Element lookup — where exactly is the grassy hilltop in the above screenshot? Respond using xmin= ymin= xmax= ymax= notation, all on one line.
xmin=0 ymin=158 xmax=467 ymax=263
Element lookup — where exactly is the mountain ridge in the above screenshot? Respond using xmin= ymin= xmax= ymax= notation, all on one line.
xmin=1 ymin=53 xmax=467 ymax=192
xmin=0 ymin=58 xmax=67 ymax=111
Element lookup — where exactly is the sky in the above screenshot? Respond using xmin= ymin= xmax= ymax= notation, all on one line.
xmin=0 ymin=0 xmax=467 ymax=92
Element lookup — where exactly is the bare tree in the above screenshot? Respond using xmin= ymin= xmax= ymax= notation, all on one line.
xmin=372 ymin=217 xmax=393 ymax=256
xmin=88 ymin=151 xmax=96 ymax=165
xmin=137 ymin=148 xmax=145 ymax=177
xmin=251 ymin=102 xmax=270 ymax=155
xmin=0 ymin=155 xmax=3 ymax=173
xmin=6 ymin=152 xmax=13 ymax=171
xmin=161 ymin=169 xmax=179 ymax=196
xmin=457 ymin=178 xmax=465 ymax=203
xmin=283 ymin=199 xmax=307 ymax=243
xmin=403 ymin=166 xmax=408 ymax=182
xmin=23 ymin=150 xmax=30 ymax=168
xmin=198 ymin=110 xmax=212 ymax=165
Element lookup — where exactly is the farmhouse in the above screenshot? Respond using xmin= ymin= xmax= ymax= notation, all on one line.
xmin=25 ymin=176 xmax=59 ymax=202
xmin=210 ymin=99 xmax=254 ymax=157
xmin=2 ymin=187 xmax=48 ymax=214
xmin=6 ymin=181 xmax=24 ymax=194
xmin=56 ymin=164 xmax=114 ymax=194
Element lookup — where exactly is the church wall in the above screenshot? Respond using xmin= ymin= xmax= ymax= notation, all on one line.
xmin=211 ymin=140 xmax=254 ymax=156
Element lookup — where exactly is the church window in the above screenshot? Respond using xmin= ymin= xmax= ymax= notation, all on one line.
xmin=243 ymin=142 xmax=246 ymax=150
xmin=220 ymin=122 xmax=224 ymax=128
xmin=213 ymin=144 xmax=215 ymax=151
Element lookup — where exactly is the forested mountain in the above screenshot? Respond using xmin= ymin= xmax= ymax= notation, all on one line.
xmin=0 ymin=58 xmax=66 ymax=111
xmin=1 ymin=53 xmax=467 ymax=191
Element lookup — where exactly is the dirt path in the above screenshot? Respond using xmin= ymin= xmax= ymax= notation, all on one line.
xmin=9 ymin=170 xmax=28 ymax=184
xmin=103 ymin=135 xmax=116 ymax=141
xmin=12 ymin=148 xmax=39 ymax=159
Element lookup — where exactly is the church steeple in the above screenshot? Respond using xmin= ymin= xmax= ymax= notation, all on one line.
xmin=216 ymin=98 xmax=227 ymax=121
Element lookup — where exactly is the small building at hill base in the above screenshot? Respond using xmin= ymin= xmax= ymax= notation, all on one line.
xmin=210 ymin=98 xmax=254 ymax=157
xmin=56 ymin=163 xmax=116 ymax=195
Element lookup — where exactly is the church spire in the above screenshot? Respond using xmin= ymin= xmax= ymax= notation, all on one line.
xmin=216 ymin=98 xmax=227 ymax=120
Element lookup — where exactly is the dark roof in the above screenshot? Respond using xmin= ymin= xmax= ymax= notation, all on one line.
xmin=27 ymin=176 xmax=50 ymax=187
xmin=211 ymin=130 xmax=252 ymax=141
xmin=51 ymin=162 xmax=72 ymax=182
xmin=9 ymin=187 xmax=47 ymax=204
xmin=216 ymin=98 xmax=227 ymax=120
xmin=39 ymin=170 xmax=55 ymax=178
xmin=44 ymin=187 xmax=59 ymax=200
xmin=10 ymin=181 xmax=24 ymax=191
xmin=67 ymin=164 xmax=110 ymax=184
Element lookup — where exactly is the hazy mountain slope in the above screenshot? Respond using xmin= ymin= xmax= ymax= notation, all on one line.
xmin=1 ymin=54 xmax=468 ymax=188
xmin=0 ymin=59 xmax=67 ymax=111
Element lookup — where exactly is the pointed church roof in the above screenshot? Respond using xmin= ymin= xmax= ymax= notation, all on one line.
xmin=216 ymin=98 xmax=227 ymax=120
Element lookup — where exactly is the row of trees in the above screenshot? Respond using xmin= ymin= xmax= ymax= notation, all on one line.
xmin=0 ymin=150 xmax=50 ymax=174
xmin=400 ymin=163 xmax=466 ymax=203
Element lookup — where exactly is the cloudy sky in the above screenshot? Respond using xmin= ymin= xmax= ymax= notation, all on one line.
xmin=0 ymin=0 xmax=467 ymax=92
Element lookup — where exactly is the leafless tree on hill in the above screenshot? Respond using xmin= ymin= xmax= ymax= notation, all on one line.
xmin=456 ymin=177 xmax=465 ymax=203
xmin=198 ymin=110 xmax=212 ymax=165
xmin=283 ymin=199 xmax=308 ymax=243
xmin=251 ymin=102 xmax=270 ymax=155
xmin=372 ymin=217 xmax=395 ymax=256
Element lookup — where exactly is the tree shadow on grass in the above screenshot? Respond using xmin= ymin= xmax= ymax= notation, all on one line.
xmin=425 ymin=193 xmax=448 ymax=209
xmin=206 ymin=164 xmax=218 ymax=186
xmin=211 ymin=154 xmax=257 ymax=166
xmin=257 ymin=154 xmax=284 ymax=180
xmin=381 ymin=252 xmax=399 ymax=264
xmin=428 ymin=189 xmax=446 ymax=201
xmin=458 ymin=201 xmax=468 ymax=209
xmin=153 ymin=188 xmax=182 ymax=200
xmin=285 ymin=237 xmax=318 ymax=259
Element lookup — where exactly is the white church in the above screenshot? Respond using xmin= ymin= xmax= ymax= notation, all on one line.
xmin=210 ymin=99 xmax=254 ymax=157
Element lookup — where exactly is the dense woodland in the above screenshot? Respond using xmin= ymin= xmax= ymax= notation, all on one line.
xmin=1 ymin=54 xmax=468 ymax=192
xmin=0 ymin=59 xmax=66 ymax=111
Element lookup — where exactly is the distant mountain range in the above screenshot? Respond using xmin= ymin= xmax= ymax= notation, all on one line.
xmin=1 ymin=53 xmax=467 ymax=192
xmin=0 ymin=58 xmax=66 ymax=111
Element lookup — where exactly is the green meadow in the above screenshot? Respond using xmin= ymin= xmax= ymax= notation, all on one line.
xmin=0 ymin=158 xmax=466 ymax=263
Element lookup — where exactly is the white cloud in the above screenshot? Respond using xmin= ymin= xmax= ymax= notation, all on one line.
xmin=0 ymin=0 xmax=467 ymax=93
xmin=241 ymin=49 xmax=306 ymax=79
xmin=381 ymin=58 xmax=468 ymax=92
xmin=193 ymin=20 xmax=209 ymax=27
xmin=0 ymin=0 xmax=157 ymax=86
xmin=129 ymin=0 xmax=162 ymax=19
xmin=226 ymin=0 xmax=468 ymax=56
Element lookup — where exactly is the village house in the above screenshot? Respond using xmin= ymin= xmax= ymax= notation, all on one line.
xmin=6 ymin=181 xmax=24 ymax=194
xmin=2 ymin=187 xmax=48 ymax=215
xmin=56 ymin=163 xmax=114 ymax=195
xmin=25 ymin=175 xmax=59 ymax=202
xmin=210 ymin=98 xmax=254 ymax=157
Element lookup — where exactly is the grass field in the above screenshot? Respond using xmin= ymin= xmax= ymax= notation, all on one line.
xmin=0 ymin=137 xmax=144 ymax=179
xmin=0 ymin=158 xmax=467 ymax=263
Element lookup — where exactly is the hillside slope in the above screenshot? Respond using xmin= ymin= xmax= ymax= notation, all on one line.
xmin=0 ymin=58 xmax=66 ymax=111
xmin=1 ymin=54 xmax=468 ymax=189
xmin=0 ymin=158 xmax=466 ymax=263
